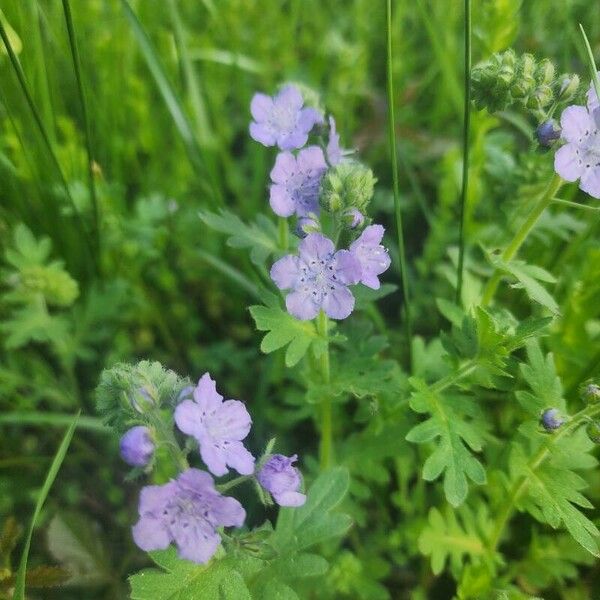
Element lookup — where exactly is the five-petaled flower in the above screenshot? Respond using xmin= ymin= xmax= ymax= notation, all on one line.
xmin=258 ymin=454 xmax=306 ymax=507
xmin=270 ymin=233 xmax=361 ymax=320
xmin=269 ymin=146 xmax=327 ymax=217
xmin=132 ymin=468 xmax=245 ymax=564
xmin=555 ymin=81 xmax=600 ymax=199
xmin=249 ymin=85 xmax=323 ymax=150
xmin=175 ymin=373 xmax=255 ymax=477
xmin=349 ymin=225 xmax=391 ymax=290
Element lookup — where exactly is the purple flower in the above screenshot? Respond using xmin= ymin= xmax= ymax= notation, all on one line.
xmin=554 ymin=99 xmax=600 ymax=199
xmin=175 ymin=373 xmax=255 ymax=477
xmin=540 ymin=408 xmax=565 ymax=431
xmin=269 ymin=147 xmax=327 ymax=217
xmin=536 ymin=119 xmax=561 ymax=147
xmin=249 ymin=85 xmax=323 ymax=150
xmin=132 ymin=468 xmax=245 ymax=564
xmin=270 ymin=233 xmax=361 ymax=320
xmin=119 ymin=426 xmax=154 ymax=467
xmin=349 ymin=225 xmax=391 ymax=290
xmin=258 ymin=454 xmax=306 ymax=507
xmin=326 ymin=116 xmax=342 ymax=165
xmin=587 ymin=74 xmax=600 ymax=126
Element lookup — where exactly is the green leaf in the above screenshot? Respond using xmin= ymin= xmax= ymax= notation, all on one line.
xmin=249 ymin=302 xmax=321 ymax=367
xmin=47 ymin=512 xmax=111 ymax=586
xmin=516 ymin=340 xmax=565 ymax=416
xmin=14 ymin=412 xmax=79 ymax=600
xmin=199 ymin=209 xmax=280 ymax=267
xmin=418 ymin=506 xmax=487 ymax=576
xmin=129 ymin=548 xmax=250 ymax=600
xmin=406 ymin=379 xmax=486 ymax=506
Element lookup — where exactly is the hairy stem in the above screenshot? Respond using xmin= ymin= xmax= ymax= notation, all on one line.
xmin=316 ymin=310 xmax=332 ymax=469
xmin=386 ymin=0 xmax=412 ymax=364
xmin=278 ymin=216 xmax=289 ymax=251
xmin=487 ymin=402 xmax=600 ymax=556
xmin=481 ymin=173 xmax=563 ymax=306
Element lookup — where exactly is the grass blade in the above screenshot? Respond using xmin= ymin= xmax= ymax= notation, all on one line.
xmin=13 ymin=411 xmax=80 ymax=599
xmin=62 ymin=0 xmax=101 ymax=262
xmin=0 ymin=411 xmax=107 ymax=433
xmin=386 ymin=0 xmax=412 ymax=365
xmin=455 ymin=0 xmax=472 ymax=304
xmin=579 ymin=24 xmax=600 ymax=101
xmin=0 ymin=13 xmax=97 ymax=274
xmin=121 ymin=0 xmax=222 ymax=205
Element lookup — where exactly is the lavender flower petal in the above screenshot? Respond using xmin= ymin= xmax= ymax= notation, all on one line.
xmin=349 ymin=225 xmax=391 ymax=290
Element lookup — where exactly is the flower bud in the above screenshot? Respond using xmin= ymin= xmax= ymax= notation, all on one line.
xmin=527 ymin=84 xmax=553 ymax=110
xmin=294 ymin=216 xmax=320 ymax=238
xmin=119 ymin=426 xmax=155 ymax=467
xmin=557 ymin=74 xmax=580 ymax=102
xmin=319 ymin=162 xmax=376 ymax=213
xmin=586 ymin=421 xmax=600 ymax=444
xmin=540 ymin=408 xmax=565 ymax=431
xmin=535 ymin=59 xmax=555 ymax=86
xmin=257 ymin=454 xmax=306 ymax=507
xmin=343 ymin=208 xmax=365 ymax=229
xmin=536 ymin=119 xmax=561 ymax=147
xmin=582 ymin=383 xmax=600 ymax=404
xmin=129 ymin=386 xmax=157 ymax=414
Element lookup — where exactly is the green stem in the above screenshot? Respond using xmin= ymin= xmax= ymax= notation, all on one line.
xmin=386 ymin=0 xmax=412 ymax=364
xmin=316 ymin=310 xmax=332 ymax=469
xmin=455 ymin=0 xmax=471 ymax=304
xmin=487 ymin=402 xmax=600 ymax=556
xmin=278 ymin=217 xmax=289 ymax=251
xmin=481 ymin=173 xmax=563 ymax=306
xmin=217 ymin=475 xmax=252 ymax=493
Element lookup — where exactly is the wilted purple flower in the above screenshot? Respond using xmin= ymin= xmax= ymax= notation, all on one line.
xmin=536 ymin=119 xmax=561 ymax=147
xmin=294 ymin=215 xmax=320 ymax=239
xmin=175 ymin=373 xmax=255 ymax=477
xmin=249 ymin=85 xmax=323 ymax=150
xmin=269 ymin=147 xmax=327 ymax=217
xmin=540 ymin=408 xmax=565 ymax=431
xmin=554 ymin=102 xmax=600 ymax=199
xmin=258 ymin=454 xmax=306 ymax=507
xmin=271 ymin=233 xmax=361 ymax=320
xmin=349 ymin=225 xmax=391 ymax=290
xmin=344 ymin=208 xmax=365 ymax=229
xmin=119 ymin=426 xmax=154 ymax=467
xmin=132 ymin=468 xmax=245 ymax=564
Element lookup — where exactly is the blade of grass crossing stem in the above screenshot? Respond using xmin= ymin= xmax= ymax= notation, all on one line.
xmin=386 ymin=0 xmax=412 ymax=365
xmin=0 ymin=15 xmax=97 ymax=273
xmin=62 ymin=0 xmax=101 ymax=261
xmin=579 ymin=24 xmax=600 ymax=101
xmin=13 ymin=412 xmax=80 ymax=600
xmin=456 ymin=0 xmax=471 ymax=304
xmin=121 ymin=0 xmax=222 ymax=205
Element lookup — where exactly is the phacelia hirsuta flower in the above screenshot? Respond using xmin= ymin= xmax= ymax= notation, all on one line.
xmin=258 ymin=454 xmax=306 ymax=507
xmin=175 ymin=373 xmax=255 ymax=477
xmin=270 ymin=233 xmax=361 ymax=321
xmin=540 ymin=408 xmax=565 ymax=431
xmin=269 ymin=147 xmax=327 ymax=217
xmin=132 ymin=468 xmax=245 ymax=564
xmin=349 ymin=225 xmax=391 ymax=290
xmin=119 ymin=426 xmax=155 ymax=467
xmin=249 ymin=85 xmax=323 ymax=150
xmin=554 ymin=85 xmax=600 ymax=199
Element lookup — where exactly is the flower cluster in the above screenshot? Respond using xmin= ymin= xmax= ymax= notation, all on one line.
xmin=249 ymin=84 xmax=391 ymax=321
xmin=117 ymin=372 xmax=305 ymax=564
xmin=554 ymin=75 xmax=600 ymax=199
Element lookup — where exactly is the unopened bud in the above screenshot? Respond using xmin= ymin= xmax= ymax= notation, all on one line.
xmin=536 ymin=120 xmax=561 ymax=147
xmin=586 ymin=421 xmax=600 ymax=444
xmin=343 ymin=208 xmax=365 ymax=229
xmin=557 ymin=74 xmax=580 ymax=102
xmin=582 ymin=383 xmax=600 ymax=404
xmin=540 ymin=408 xmax=565 ymax=431
xmin=294 ymin=215 xmax=320 ymax=238
xmin=319 ymin=162 xmax=376 ymax=213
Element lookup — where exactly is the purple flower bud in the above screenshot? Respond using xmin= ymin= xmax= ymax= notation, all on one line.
xmin=129 ymin=386 xmax=156 ymax=413
xmin=536 ymin=120 xmax=561 ymax=146
xmin=540 ymin=408 xmax=565 ymax=431
xmin=294 ymin=216 xmax=320 ymax=238
xmin=257 ymin=454 xmax=306 ymax=507
xmin=119 ymin=426 xmax=155 ymax=467
xmin=344 ymin=208 xmax=364 ymax=229
xmin=583 ymin=383 xmax=600 ymax=404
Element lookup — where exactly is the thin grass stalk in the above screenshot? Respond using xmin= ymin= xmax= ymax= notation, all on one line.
xmin=62 ymin=0 xmax=101 ymax=262
xmin=0 ymin=15 xmax=97 ymax=273
xmin=386 ymin=0 xmax=412 ymax=365
xmin=455 ymin=0 xmax=471 ymax=304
